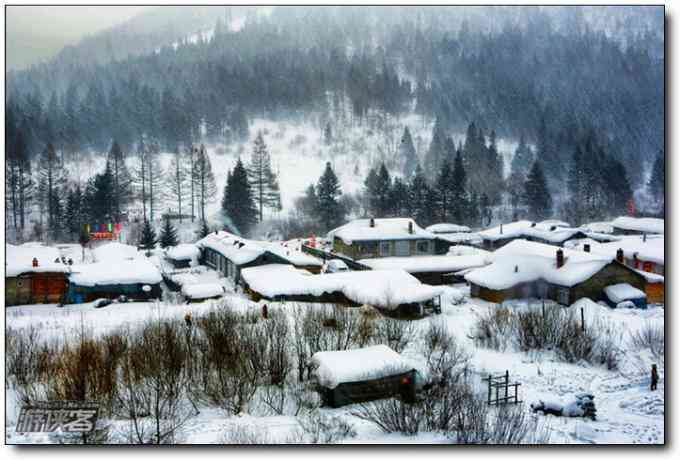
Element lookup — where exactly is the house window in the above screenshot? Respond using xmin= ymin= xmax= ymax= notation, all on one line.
xmin=416 ymin=240 xmax=430 ymax=254
xmin=537 ymin=282 xmax=549 ymax=299
xmin=379 ymin=241 xmax=390 ymax=257
xmin=470 ymin=284 xmax=480 ymax=297
xmin=557 ymin=287 xmax=570 ymax=305
xmin=643 ymin=261 xmax=653 ymax=273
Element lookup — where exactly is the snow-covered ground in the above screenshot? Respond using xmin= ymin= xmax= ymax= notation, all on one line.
xmin=5 ymin=275 xmax=664 ymax=444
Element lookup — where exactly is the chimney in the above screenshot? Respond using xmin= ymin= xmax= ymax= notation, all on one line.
xmin=500 ymin=224 xmax=503 ymax=235
xmin=550 ymin=225 xmax=557 ymax=231
xmin=616 ymin=248 xmax=624 ymax=263
xmin=583 ymin=244 xmax=591 ymax=253
xmin=643 ymin=233 xmax=647 ymax=243
xmin=408 ymin=221 xmax=414 ymax=234
xmin=531 ymin=222 xmax=537 ymax=228
xmin=514 ymin=265 xmax=519 ymax=273
xmin=369 ymin=218 xmax=375 ymax=228
xmin=32 ymin=257 xmax=39 ymax=268
xmin=556 ymin=249 xmax=565 ymax=268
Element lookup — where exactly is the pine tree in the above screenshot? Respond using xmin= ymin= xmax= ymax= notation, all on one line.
xmin=193 ymin=144 xmax=218 ymax=222
xmin=435 ymin=159 xmax=453 ymax=222
xmin=37 ymin=142 xmax=67 ymax=241
xmin=647 ymin=149 xmax=664 ymax=211
xmin=375 ymin=164 xmax=392 ymax=217
xmin=165 ymin=146 xmax=190 ymax=223
xmin=198 ymin=219 xmax=210 ymax=239
xmin=424 ymin=117 xmax=447 ymax=177
xmin=510 ymin=133 xmax=534 ymax=177
xmin=159 ymin=217 xmax=179 ymax=248
xmin=450 ymin=149 xmax=468 ymax=224
xmin=523 ymin=160 xmax=552 ymax=221
xmin=222 ymin=158 xmax=257 ymax=236
xmin=316 ymin=162 xmax=345 ymax=231
xmin=65 ymin=185 xmax=84 ymax=241
xmin=248 ymin=132 xmax=281 ymax=221
xmin=400 ymin=127 xmax=418 ymax=179
xmin=138 ymin=219 xmax=157 ymax=254
xmin=389 ymin=177 xmax=411 ymax=217
xmin=107 ymin=140 xmax=133 ymax=221
xmin=409 ymin=165 xmax=434 ymax=226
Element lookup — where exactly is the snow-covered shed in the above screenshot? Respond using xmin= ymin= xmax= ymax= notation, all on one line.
xmin=6 ymin=244 xmax=71 ymax=305
xmin=181 ymin=283 xmax=225 ymax=302
xmin=240 ymin=264 xmax=444 ymax=315
xmin=358 ymin=249 xmax=490 ymax=285
xmin=610 ymin=217 xmax=664 ymax=236
xmin=67 ymin=258 xmax=162 ymax=303
xmin=196 ymin=231 xmax=322 ymax=284
xmin=165 ymin=243 xmax=201 ymax=269
xmin=310 ymin=345 xmax=418 ymax=407
xmin=465 ymin=239 xmax=646 ymax=305
xmin=328 ymin=218 xmax=440 ymax=260
xmin=604 ymin=283 xmax=647 ymax=309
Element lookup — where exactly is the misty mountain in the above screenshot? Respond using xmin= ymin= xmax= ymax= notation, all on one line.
xmin=6 ymin=6 xmax=663 ymax=188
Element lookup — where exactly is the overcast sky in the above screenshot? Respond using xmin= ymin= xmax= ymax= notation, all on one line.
xmin=6 ymin=6 xmax=151 ymax=70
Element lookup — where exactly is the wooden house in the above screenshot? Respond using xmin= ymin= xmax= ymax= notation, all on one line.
xmin=610 ymin=217 xmax=664 ymax=236
xmin=572 ymin=236 xmax=665 ymax=304
xmin=478 ymin=220 xmax=595 ymax=251
xmin=197 ymin=231 xmax=322 ymax=285
xmin=328 ymin=218 xmax=441 ymax=260
xmin=310 ymin=345 xmax=418 ymax=408
xmin=67 ymin=258 xmax=162 ymax=303
xmin=6 ymin=244 xmax=70 ymax=306
xmin=358 ymin=246 xmax=490 ymax=286
xmin=465 ymin=240 xmax=646 ymax=305
xmin=240 ymin=264 xmax=444 ymax=317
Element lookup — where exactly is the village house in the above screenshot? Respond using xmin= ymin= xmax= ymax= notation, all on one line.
xmin=478 ymin=220 xmax=614 ymax=251
xmin=465 ymin=239 xmax=646 ymax=306
xmin=426 ymin=223 xmax=482 ymax=249
xmin=196 ymin=231 xmax=323 ymax=285
xmin=67 ymin=257 xmax=163 ymax=303
xmin=240 ymin=264 xmax=444 ymax=317
xmin=328 ymin=218 xmax=444 ymax=260
xmin=310 ymin=345 xmax=418 ymax=408
xmin=610 ymin=216 xmax=664 ymax=236
xmin=359 ymin=245 xmax=490 ymax=285
xmin=6 ymin=244 xmax=71 ymax=306
xmin=572 ymin=235 xmax=664 ymax=303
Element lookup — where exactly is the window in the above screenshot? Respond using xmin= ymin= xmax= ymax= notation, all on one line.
xmin=470 ymin=284 xmax=480 ymax=297
xmin=557 ymin=287 xmax=570 ymax=305
xmin=537 ymin=282 xmax=549 ymax=299
xmin=416 ymin=240 xmax=430 ymax=254
xmin=643 ymin=261 xmax=653 ymax=273
xmin=379 ymin=241 xmax=391 ymax=256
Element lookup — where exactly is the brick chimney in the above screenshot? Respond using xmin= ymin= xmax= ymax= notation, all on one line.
xmin=369 ymin=218 xmax=375 ymax=228
xmin=408 ymin=221 xmax=414 ymax=234
xmin=32 ymin=257 xmax=39 ymax=267
xmin=616 ymin=248 xmax=624 ymax=263
xmin=583 ymin=244 xmax=591 ymax=253
xmin=556 ymin=249 xmax=565 ymax=268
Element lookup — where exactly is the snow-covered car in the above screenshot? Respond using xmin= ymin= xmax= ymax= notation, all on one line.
xmin=324 ymin=259 xmax=349 ymax=273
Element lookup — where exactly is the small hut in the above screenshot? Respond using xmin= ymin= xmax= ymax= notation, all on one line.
xmin=310 ymin=345 xmax=418 ymax=408
xmin=166 ymin=244 xmax=200 ymax=269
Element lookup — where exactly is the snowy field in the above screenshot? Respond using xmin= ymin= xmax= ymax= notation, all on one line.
xmin=5 ymin=281 xmax=664 ymax=444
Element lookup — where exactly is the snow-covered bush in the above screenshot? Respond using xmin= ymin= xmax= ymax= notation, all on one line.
xmin=629 ymin=320 xmax=664 ymax=360
xmin=297 ymin=410 xmax=356 ymax=443
xmin=472 ymin=307 xmax=513 ymax=350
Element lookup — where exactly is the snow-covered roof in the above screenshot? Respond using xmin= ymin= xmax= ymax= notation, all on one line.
xmin=611 ymin=217 xmax=664 ymax=234
xmin=465 ymin=239 xmax=614 ymax=290
xmin=92 ymin=242 xmax=140 ymax=262
xmin=166 ymin=244 xmax=200 ymax=261
xmin=426 ymin=223 xmax=471 ymax=234
xmin=181 ymin=283 xmax=225 ymax=300
xmin=69 ymin=258 xmax=162 ymax=287
xmin=328 ymin=218 xmax=434 ymax=244
xmin=479 ymin=220 xmax=586 ymax=243
xmin=605 ymin=283 xmax=646 ymax=303
xmin=434 ymin=232 xmax=482 ymax=245
xmin=311 ymin=345 xmax=416 ymax=389
xmin=327 ymin=259 xmax=349 ymax=270
xmin=578 ymin=235 xmax=664 ymax=265
xmin=633 ymin=269 xmax=664 ymax=283
xmin=359 ymin=254 xmax=490 ymax=274
xmin=196 ymin=231 xmax=321 ymax=267
xmin=241 ymin=264 xmax=444 ymax=309
xmin=6 ymin=244 xmax=70 ymax=277
xmin=580 ymin=221 xmax=614 ymax=234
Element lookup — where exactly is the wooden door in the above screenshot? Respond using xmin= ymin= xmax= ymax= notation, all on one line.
xmin=33 ymin=275 xmax=49 ymax=303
